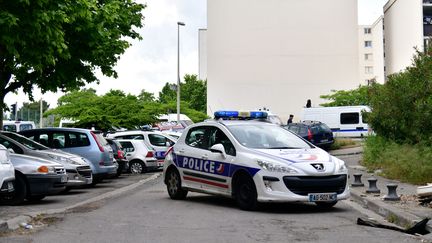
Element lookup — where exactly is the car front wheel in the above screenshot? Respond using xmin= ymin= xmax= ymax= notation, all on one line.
xmin=166 ymin=168 xmax=188 ymax=200
xmin=234 ymin=174 xmax=258 ymax=211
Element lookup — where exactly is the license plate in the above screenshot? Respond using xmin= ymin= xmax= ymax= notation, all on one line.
xmin=321 ymin=139 xmax=328 ymax=142
xmin=308 ymin=193 xmax=337 ymax=202
xmin=61 ymin=175 xmax=68 ymax=183
xmin=7 ymin=182 xmax=14 ymax=191
xmin=157 ymin=160 xmax=164 ymax=167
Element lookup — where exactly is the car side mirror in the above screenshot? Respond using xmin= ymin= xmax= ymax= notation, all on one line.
xmin=166 ymin=141 xmax=171 ymax=147
xmin=7 ymin=148 xmax=15 ymax=154
xmin=210 ymin=144 xmax=226 ymax=158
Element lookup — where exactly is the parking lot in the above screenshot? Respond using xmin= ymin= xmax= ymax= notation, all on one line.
xmin=0 ymin=172 xmax=160 ymax=222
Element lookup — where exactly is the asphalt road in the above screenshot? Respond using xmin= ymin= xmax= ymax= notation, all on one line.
xmin=1 ymin=177 xmax=424 ymax=243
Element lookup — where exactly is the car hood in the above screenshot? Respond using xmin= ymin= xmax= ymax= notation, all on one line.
xmin=10 ymin=154 xmax=63 ymax=174
xmin=36 ymin=150 xmax=89 ymax=166
xmin=252 ymin=148 xmax=333 ymax=164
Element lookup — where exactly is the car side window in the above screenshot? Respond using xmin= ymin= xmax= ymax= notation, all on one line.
xmin=340 ymin=112 xmax=360 ymax=124
xmin=186 ymin=127 xmax=209 ymax=150
xmin=209 ymin=128 xmax=236 ymax=156
xmin=0 ymin=137 xmax=23 ymax=154
xmin=148 ymin=134 xmax=168 ymax=147
xmin=115 ymin=135 xmax=144 ymax=140
xmin=53 ymin=133 xmax=66 ymax=148
xmin=288 ymin=125 xmax=300 ymax=134
xmin=299 ymin=126 xmax=308 ymax=135
xmin=119 ymin=141 xmax=135 ymax=153
xmin=66 ymin=132 xmax=90 ymax=147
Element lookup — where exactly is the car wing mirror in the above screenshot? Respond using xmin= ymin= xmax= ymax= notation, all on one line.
xmin=7 ymin=148 xmax=15 ymax=154
xmin=210 ymin=144 xmax=226 ymax=159
xmin=166 ymin=141 xmax=171 ymax=147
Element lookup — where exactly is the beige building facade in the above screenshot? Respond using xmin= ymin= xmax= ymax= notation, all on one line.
xmin=206 ymin=0 xmax=360 ymax=122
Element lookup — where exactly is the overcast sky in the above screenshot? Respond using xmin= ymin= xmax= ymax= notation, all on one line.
xmin=5 ymin=0 xmax=388 ymax=111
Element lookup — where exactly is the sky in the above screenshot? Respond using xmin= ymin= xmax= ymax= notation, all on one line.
xmin=5 ymin=0 xmax=389 ymax=111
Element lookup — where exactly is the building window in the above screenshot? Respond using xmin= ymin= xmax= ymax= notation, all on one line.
xmin=365 ymin=66 xmax=373 ymax=74
xmin=364 ymin=28 xmax=372 ymax=34
xmin=364 ymin=53 xmax=373 ymax=61
xmin=365 ymin=41 xmax=372 ymax=47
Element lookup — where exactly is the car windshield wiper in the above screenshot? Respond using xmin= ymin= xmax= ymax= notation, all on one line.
xmin=269 ymin=146 xmax=301 ymax=149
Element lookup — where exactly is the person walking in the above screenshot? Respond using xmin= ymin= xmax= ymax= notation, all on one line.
xmin=287 ymin=114 xmax=294 ymax=124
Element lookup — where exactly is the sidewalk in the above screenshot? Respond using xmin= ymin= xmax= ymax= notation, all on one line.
xmin=331 ymin=146 xmax=432 ymax=237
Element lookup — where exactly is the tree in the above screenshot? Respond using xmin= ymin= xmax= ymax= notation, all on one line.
xmin=158 ymin=83 xmax=177 ymax=104
xmin=320 ymin=85 xmax=374 ymax=107
xmin=0 ymin=0 xmax=145 ymax=128
xmin=16 ymin=100 xmax=49 ymax=122
xmin=138 ymin=89 xmax=156 ymax=103
xmin=368 ymin=47 xmax=432 ymax=144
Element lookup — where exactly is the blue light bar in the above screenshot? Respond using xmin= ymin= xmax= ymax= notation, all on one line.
xmin=214 ymin=111 xmax=268 ymax=120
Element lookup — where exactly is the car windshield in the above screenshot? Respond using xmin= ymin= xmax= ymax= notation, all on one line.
xmin=2 ymin=132 xmax=49 ymax=150
xmin=227 ymin=124 xmax=313 ymax=149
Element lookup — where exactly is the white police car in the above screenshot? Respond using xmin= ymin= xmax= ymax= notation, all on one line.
xmin=163 ymin=111 xmax=350 ymax=210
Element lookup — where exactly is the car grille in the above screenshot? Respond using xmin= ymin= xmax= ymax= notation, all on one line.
xmin=77 ymin=166 xmax=92 ymax=178
xmin=55 ymin=167 xmax=66 ymax=175
xmin=283 ymin=175 xmax=347 ymax=196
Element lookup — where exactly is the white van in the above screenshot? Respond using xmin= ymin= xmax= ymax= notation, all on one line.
xmin=301 ymin=106 xmax=371 ymax=137
xmin=157 ymin=114 xmax=193 ymax=129
xmin=3 ymin=120 xmax=36 ymax=132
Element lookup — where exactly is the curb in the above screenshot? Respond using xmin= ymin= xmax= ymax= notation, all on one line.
xmin=0 ymin=173 xmax=161 ymax=234
xmin=350 ymin=188 xmax=432 ymax=233
xmin=330 ymin=151 xmax=363 ymax=156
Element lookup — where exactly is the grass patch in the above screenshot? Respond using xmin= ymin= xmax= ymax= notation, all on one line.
xmin=363 ymin=136 xmax=432 ymax=185
xmin=329 ymin=138 xmax=359 ymax=150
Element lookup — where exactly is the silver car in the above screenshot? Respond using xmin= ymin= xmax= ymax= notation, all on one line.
xmin=9 ymin=154 xmax=67 ymax=204
xmin=0 ymin=132 xmax=92 ymax=188
xmin=116 ymin=139 xmax=158 ymax=174
xmin=0 ymin=145 xmax=14 ymax=199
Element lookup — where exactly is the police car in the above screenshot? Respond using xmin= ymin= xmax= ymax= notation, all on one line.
xmin=163 ymin=111 xmax=350 ymax=210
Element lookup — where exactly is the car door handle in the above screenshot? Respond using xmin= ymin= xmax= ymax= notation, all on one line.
xmin=177 ymin=149 xmax=185 ymax=154
xmin=201 ymin=155 xmax=208 ymax=159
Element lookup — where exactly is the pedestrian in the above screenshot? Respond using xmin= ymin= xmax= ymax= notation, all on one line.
xmin=287 ymin=114 xmax=294 ymax=124
xmin=306 ymin=99 xmax=312 ymax=108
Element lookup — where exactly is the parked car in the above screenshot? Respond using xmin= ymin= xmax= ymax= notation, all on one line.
xmin=283 ymin=121 xmax=334 ymax=149
xmin=19 ymin=128 xmax=117 ymax=183
xmin=0 ymin=131 xmax=92 ymax=189
xmin=106 ymin=130 xmax=177 ymax=166
xmin=106 ymin=138 xmax=129 ymax=177
xmin=116 ymin=139 xmax=158 ymax=174
xmin=3 ymin=120 xmax=36 ymax=133
xmin=0 ymin=145 xmax=14 ymax=200
xmin=8 ymin=154 xmax=67 ymax=204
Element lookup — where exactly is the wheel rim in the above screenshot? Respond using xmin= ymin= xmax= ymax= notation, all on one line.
xmin=167 ymin=171 xmax=179 ymax=195
xmin=130 ymin=162 xmax=143 ymax=174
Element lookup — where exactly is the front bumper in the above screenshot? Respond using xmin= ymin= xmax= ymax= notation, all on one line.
xmin=65 ymin=167 xmax=93 ymax=187
xmin=26 ymin=174 xmax=67 ymax=196
xmin=0 ymin=178 xmax=15 ymax=195
xmin=254 ymin=172 xmax=350 ymax=203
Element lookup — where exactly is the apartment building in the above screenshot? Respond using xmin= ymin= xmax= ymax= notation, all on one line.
xmin=384 ymin=0 xmax=424 ymax=75
xmin=205 ymin=0 xmax=359 ymax=121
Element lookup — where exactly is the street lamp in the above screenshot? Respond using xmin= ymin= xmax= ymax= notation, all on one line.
xmin=177 ymin=21 xmax=185 ymax=124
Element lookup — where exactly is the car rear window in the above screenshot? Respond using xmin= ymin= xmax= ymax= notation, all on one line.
xmin=93 ymin=132 xmax=108 ymax=146
xmin=119 ymin=141 xmax=135 ymax=153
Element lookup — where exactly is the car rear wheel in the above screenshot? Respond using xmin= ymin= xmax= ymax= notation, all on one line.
xmin=315 ymin=201 xmax=337 ymax=208
xmin=234 ymin=174 xmax=258 ymax=211
xmin=130 ymin=160 xmax=145 ymax=174
xmin=166 ymin=168 xmax=187 ymax=200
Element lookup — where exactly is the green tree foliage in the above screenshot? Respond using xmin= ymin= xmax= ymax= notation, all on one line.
xmin=368 ymin=48 xmax=432 ymax=144
xmin=138 ymin=89 xmax=155 ymax=103
xmin=45 ymin=89 xmax=160 ymax=130
xmin=158 ymin=74 xmax=207 ymax=113
xmin=320 ymin=85 xmax=373 ymax=107
xmin=0 ymin=0 xmax=145 ymax=128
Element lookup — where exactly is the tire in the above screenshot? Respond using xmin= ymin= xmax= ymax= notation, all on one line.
xmin=315 ymin=201 xmax=337 ymax=208
xmin=8 ymin=174 xmax=27 ymax=205
xmin=234 ymin=174 xmax=258 ymax=211
xmin=166 ymin=168 xmax=188 ymax=200
xmin=27 ymin=195 xmax=46 ymax=202
xmin=130 ymin=160 xmax=145 ymax=174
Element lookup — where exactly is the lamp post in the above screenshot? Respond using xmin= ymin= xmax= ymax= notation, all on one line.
xmin=177 ymin=21 xmax=185 ymax=124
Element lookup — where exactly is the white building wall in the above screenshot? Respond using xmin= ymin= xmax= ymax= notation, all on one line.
xmin=371 ymin=16 xmax=385 ymax=84
xmin=207 ymin=0 xmax=360 ymax=122
xmin=198 ymin=29 xmax=207 ymax=80
xmin=384 ymin=0 xmax=423 ymax=75
xmin=358 ymin=25 xmax=375 ymax=84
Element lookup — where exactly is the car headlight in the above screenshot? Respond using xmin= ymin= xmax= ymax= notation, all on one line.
xmin=257 ymin=160 xmax=298 ymax=174
xmin=338 ymin=163 xmax=348 ymax=173
xmin=37 ymin=165 xmax=56 ymax=174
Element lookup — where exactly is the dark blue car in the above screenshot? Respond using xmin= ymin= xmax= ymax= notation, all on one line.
xmin=283 ymin=121 xmax=334 ymax=149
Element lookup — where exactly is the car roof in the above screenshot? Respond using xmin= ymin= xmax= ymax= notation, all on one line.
xmin=19 ymin=127 xmax=101 ymax=133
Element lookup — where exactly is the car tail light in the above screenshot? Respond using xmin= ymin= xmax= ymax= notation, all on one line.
xmin=307 ymin=128 xmax=313 ymax=141
xmin=146 ymin=151 xmax=154 ymax=158
xmin=91 ymin=132 xmax=104 ymax=152
xmin=117 ymin=150 xmax=125 ymax=159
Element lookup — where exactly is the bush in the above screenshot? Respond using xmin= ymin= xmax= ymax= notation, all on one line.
xmin=329 ymin=138 xmax=358 ymax=150
xmin=363 ymin=136 xmax=432 ymax=185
